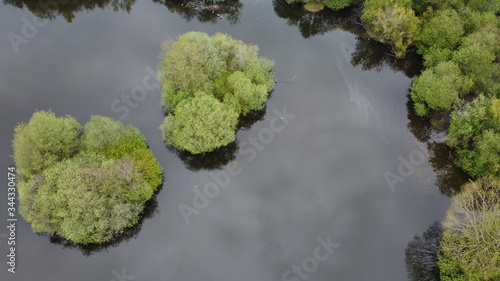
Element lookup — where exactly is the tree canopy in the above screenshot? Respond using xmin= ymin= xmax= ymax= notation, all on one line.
xmin=13 ymin=111 xmax=163 ymax=244
xmin=158 ymin=32 xmax=274 ymax=154
xmin=439 ymin=177 xmax=500 ymax=281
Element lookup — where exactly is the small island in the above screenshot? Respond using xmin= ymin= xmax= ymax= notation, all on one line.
xmin=12 ymin=111 xmax=163 ymax=244
xmin=158 ymin=31 xmax=275 ymax=154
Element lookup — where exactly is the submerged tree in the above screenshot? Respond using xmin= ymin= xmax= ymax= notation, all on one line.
xmin=13 ymin=111 xmax=163 ymax=245
xmin=158 ymin=32 xmax=274 ymax=154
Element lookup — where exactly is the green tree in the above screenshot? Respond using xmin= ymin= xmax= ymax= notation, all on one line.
xmin=417 ymin=9 xmax=464 ymax=53
xmin=410 ymin=61 xmax=473 ymax=116
xmin=439 ymin=177 xmax=500 ymax=280
xmin=12 ymin=111 xmax=81 ymax=180
xmin=160 ymin=92 xmax=239 ymax=154
xmin=452 ymin=25 xmax=500 ymax=96
xmin=362 ymin=0 xmax=420 ymax=57
xmin=446 ymin=96 xmax=500 ymax=177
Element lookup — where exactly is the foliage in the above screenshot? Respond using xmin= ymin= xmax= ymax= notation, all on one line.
xmin=362 ymin=1 xmax=421 ymax=57
xmin=158 ymin=32 xmax=274 ymax=153
xmin=323 ymin=0 xmax=359 ymax=10
xmin=417 ymin=8 xmax=464 ymax=53
xmin=439 ymin=177 xmax=500 ymax=280
xmin=410 ymin=61 xmax=473 ymax=116
xmin=446 ymin=96 xmax=500 ymax=177
xmin=12 ymin=111 xmax=81 ymax=180
xmin=13 ymin=111 xmax=162 ymax=244
xmin=452 ymin=25 xmax=500 ymax=96
xmin=160 ymin=92 xmax=239 ymax=154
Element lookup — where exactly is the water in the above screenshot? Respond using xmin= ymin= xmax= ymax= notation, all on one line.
xmin=0 ymin=0 xmax=468 ymax=280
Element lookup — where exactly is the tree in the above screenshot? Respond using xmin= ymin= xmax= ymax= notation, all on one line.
xmin=417 ymin=9 xmax=464 ymax=53
xmin=362 ymin=0 xmax=421 ymax=57
xmin=158 ymin=32 xmax=274 ymax=113
xmin=14 ymin=111 xmax=163 ymax=245
xmin=410 ymin=61 xmax=473 ymax=116
xmin=12 ymin=111 xmax=81 ymax=180
xmin=439 ymin=177 xmax=500 ymax=280
xmin=446 ymin=96 xmax=500 ymax=177
xmin=452 ymin=25 xmax=500 ymax=96
xmin=160 ymin=92 xmax=239 ymax=154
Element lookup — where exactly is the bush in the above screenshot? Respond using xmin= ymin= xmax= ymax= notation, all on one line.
xmin=13 ymin=111 xmax=162 ymax=244
xmin=158 ymin=32 xmax=274 ymax=154
xmin=417 ymin=9 xmax=464 ymax=53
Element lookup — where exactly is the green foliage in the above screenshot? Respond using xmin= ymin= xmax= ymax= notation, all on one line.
xmin=160 ymin=92 xmax=239 ymax=154
xmin=417 ymin=9 xmax=464 ymax=53
xmin=452 ymin=25 xmax=500 ymax=96
xmin=440 ymin=177 xmax=500 ymax=280
xmin=323 ymin=0 xmax=358 ymax=10
xmin=13 ymin=111 xmax=162 ymax=244
xmin=362 ymin=0 xmax=421 ymax=57
xmin=158 ymin=31 xmax=274 ymax=112
xmin=158 ymin=32 xmax=274 ymax=154
xmin=446 ymin=96 xmax=500 ymax=177
xmin=421 ymin=46 xmax=453 ymax=68
xmin=12 ymin=111 xmax=81 ymax=180
xmin=410 ymin=61 xmax=473 ymax=115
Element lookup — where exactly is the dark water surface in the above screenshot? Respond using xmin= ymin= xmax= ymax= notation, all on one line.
xmin=0 ymin=1 xmax=467 ymax=280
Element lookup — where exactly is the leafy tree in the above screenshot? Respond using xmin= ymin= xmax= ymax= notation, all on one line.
xmin=158 ymin=32 xmax=274 ymax=154
xmin=160 ymin=92 xmax=239 ymax=154
xmin=13 ymin=111 xmax=162 ymax=245
xmin=446 ymin=96 xmax=500 ymax=177
xmin=323 ymin=0 xmax=359 ymax=10
xmin=439 ymin=177 xmax=500 ymax=280
xmin=12 ymin=111 xmax=81 ymax=180
xmin=158 ymin=31 xmax=274 ymax=112
xmin=417 ymin=9 xmax=464 ymax=53
xmin=410 ymin=61 xmax=473 ymax=116
xmin=362 ymin=2 xmax=421 ymax=57
xmin=452 ymin=25 xmax=500 ymax=96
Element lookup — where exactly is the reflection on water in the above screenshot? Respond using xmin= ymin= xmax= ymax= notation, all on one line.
xmin=4 ymin=0 xmax=242 ymax=23
xmin=406 ymin=99 xmax=469 ymax=196
xmin=273 ymin=0 xmax=363 ymax=38
xmin=338 ymin=41 xmax=389 ymax=144
xmin=47 ymin=191 xmax=161 ymax=256
xmin=3 ymin=0 xmax=136 ymax=21
xmin=152 ymin=0 xmax=242 ymax=24
xmin=172 ymin=141 xmax=239 ymax=171
xmin=350 ymin=33 xmax=423 ymax=78
xmin=405 ymin=221 xmax=442 ymax=281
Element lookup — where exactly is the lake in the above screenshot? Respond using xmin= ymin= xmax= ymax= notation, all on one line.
xmin=0 ymin=0 xmax=468 ymax=280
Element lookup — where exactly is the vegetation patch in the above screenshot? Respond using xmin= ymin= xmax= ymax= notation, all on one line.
xmin=13 ymin=111 xmax=163 ymax=244
xmin=158 ymin=31 xmax=274 ymax=154
xmin=304 ymin=1 xmax=324 ymax=12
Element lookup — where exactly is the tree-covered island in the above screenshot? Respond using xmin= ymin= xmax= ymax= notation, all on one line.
xmin=158 ymin=31 xmax=275 ymax=154
xmin=12 ymin=111 xmax=163 ymax=244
